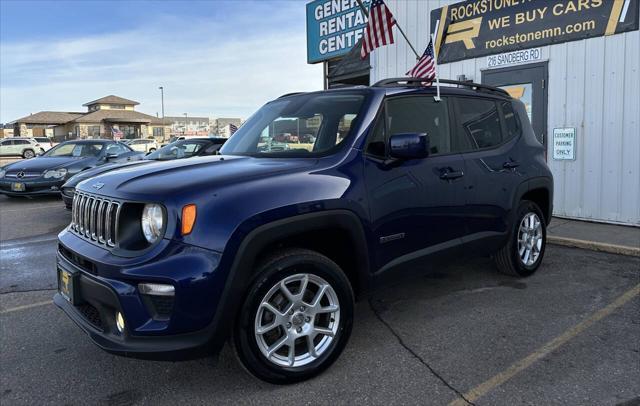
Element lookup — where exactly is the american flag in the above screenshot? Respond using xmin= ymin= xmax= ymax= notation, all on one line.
xmin=360 ymin=0 xmax=396 ymax=59
xmin=229 ymin=123 xmax=238 ymax=135
xmin=406 ymin=38 xmax=436 ymax=85
xmin=111 ymin=127 xmax=123 ymax=140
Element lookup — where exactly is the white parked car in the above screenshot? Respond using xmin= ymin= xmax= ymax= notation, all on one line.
xmin=125 ymin=139 xmax=159 ymax=153
xmin=0 ymin=138 xmax=44 ymax=159
xmin=32 ymin=137 xmax=55 ymax=151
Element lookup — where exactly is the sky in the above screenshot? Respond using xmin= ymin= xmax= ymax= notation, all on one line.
xmin=0 ymin=0 xmax=323 ymax=123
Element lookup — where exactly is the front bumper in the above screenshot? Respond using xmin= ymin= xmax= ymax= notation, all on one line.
xmin=55 ymin=231 xmax=225 ymax=359
xmin=0 ymin=178 xmax=64 ymax=196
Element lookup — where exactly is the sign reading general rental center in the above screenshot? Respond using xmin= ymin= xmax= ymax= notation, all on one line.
xmin=306 ymin=0 xmax=369 ymax=63
xmin=431 ymin=0 xmax=639 ymax=64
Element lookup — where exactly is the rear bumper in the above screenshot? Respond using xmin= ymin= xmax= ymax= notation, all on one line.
xmin=54 ymin=232 xmax=226 ymax=360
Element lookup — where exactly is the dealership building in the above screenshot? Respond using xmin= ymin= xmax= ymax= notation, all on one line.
xmin=9 ymin=95 xmax=170 ymax=141
xmin=307 ymin=0 xmax=639 ymax=226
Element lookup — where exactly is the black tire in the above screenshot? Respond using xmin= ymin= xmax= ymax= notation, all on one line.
xmin=22 ymin=149 xmax=35 ymax=159
xmin=149 ymin=148 xmax=156 ymax=152
xmin=495 ymin=200 xmax=547 ymax=277
xmin=233 ymin=248 xmax=354 ymax=384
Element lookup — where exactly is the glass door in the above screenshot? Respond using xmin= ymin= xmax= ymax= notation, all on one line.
xmin=482 ymin=62 xmax=548 ymax=148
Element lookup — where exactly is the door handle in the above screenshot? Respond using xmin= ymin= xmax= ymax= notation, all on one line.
xmin=439 ymin=168 xmax=464 ymax=180
xmin=503 ymin=160 xmax=520 ymax=169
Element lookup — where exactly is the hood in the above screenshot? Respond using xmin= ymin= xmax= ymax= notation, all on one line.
xmin=63 ymin=160 xmax=151 ymax=188
xmin=77 ymin=155 xmax=318 ymax=200
xmin=4 ymin=156 xmax=94 ymax=173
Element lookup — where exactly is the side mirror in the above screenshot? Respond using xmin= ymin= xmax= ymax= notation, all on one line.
xmin=389 ymin=133 xmax=429 ymax=159
xmin=105 ymin=153 xmax=119 ymax=161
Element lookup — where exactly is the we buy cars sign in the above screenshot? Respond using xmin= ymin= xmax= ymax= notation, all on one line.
xmin=431 ymin=0 xmax=639 ymax=63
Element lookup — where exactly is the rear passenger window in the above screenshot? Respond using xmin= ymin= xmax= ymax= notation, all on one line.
xmin=500 ymin=101 xmax=521 ymax=140
xmin=386 ymin=97 xmax=452 ymax=155
xmin=456 ymin=98 xmax=503 ymax=149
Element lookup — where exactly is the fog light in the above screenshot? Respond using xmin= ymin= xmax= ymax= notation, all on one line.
xmin=139 ymin=283 xmax=175 ymax=296
xmin=115 ymin=311 xmax=125 ymax=333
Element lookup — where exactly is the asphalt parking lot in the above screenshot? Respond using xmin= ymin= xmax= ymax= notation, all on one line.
xmin=1 ymin=194 xmax=639 ymax=405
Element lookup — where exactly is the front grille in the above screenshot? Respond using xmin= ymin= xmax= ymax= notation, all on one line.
xmin=5 ymin=171 xmax=42 ymax=179
xmin=77 ymin=303 xmax=103 ymax=331
xmin=70 ymin=192 xmax=121 ymax=247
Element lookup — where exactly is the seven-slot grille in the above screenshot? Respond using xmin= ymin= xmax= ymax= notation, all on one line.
xmin=70 ymin=192 xmax=121 ymax=247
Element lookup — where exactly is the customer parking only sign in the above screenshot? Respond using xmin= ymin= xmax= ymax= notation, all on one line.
xmin=553 ymin=128 xmax=576 ymax=160
xmin=306 ymin=0 xmax=369 ymax=63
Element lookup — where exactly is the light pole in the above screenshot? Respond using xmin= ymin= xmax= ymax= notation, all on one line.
xmin=158 ymin=86 xmax=165 ymax=141
xmin=183 ymin=113 xmax=187 ymax=135
xmin=158 ymin=86 xmax=165 ymax=119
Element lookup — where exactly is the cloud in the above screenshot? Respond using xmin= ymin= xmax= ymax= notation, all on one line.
xmin=0 ymin=6 xmax=323 ymax=122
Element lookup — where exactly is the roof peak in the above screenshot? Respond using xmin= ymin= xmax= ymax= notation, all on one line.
xmin=83 ymin=95 xmax=140 ymax=106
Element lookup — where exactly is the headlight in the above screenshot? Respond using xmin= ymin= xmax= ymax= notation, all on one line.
xmin=0 ymin=169 xmax=5 ymax=178
xmin=43 ymin=168 xmax=68 ymax=179
xmin=141 ymin=204 xmax=164 ymax=243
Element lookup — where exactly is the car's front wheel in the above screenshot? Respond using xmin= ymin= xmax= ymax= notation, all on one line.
xmin=22 ymin=149 xmax=35 ymax=159
xmin=233 ymin=248 xmax=354 ymax=384
xmin=495 ymin=200 xmax=547 ymax=277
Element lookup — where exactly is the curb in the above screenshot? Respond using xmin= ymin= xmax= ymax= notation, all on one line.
xmin=548 ymin=235 xmax=640 ymax=257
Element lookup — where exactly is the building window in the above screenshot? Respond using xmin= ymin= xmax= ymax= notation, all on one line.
xmin=153 ymin=127 xmax=163 ymax=137
xmin=119 ymin=125 xmax=138 ymax=139
xmin=109 ymin=104 xmax=126 ymax=110
xmin=88 ymin=126 xmax=100 ymax=138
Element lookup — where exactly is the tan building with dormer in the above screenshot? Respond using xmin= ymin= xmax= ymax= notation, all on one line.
xmin=9 ymin=95 xmax=170 ymax=142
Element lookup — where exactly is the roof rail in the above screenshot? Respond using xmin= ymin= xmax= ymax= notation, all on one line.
xmin=278 ymin=92 xmax=304 ymax=99
xmin=372 ymin=77 xmax=510 ymax=97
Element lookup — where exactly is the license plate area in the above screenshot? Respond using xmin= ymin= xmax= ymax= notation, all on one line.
xmin=11 ymin=182 xmax=25 ymax=192
xmin=58 ymin=266 xmax=82 ymax=305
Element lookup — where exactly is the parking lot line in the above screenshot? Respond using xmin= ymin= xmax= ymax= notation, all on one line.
xmin=0 ymin=300 xmax=52 ymax=315
xmin=448 ymin=283 xmax=640 ymax=406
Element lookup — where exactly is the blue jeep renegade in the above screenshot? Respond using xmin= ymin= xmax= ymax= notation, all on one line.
xmin=55 ymin=78 xmax=553 ymax=383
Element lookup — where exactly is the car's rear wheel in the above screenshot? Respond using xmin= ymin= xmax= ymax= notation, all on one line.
xmin=22 ymin=149 xmax=35 ymax=159
xmin=149 ymin=148 xmax=156 ymax=152
xmin=233 ymin=248 xmax=354 ymax=384
xmin=495 ymin=200 xmax=546 ymax=277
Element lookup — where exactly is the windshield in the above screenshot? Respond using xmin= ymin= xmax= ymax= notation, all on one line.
xmin=220 ymin=92 xmax=366 ymax=157
xmin=146 ymin=140 xmax=212 ymax=161
xmin=43 ymin=142 xmax=104 ymax=157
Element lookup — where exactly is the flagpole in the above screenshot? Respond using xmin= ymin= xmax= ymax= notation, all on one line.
xmin=431 ymin=33 xmax=441 ymax=102
xmin=355 ymin=0 xmax=420 ymax=60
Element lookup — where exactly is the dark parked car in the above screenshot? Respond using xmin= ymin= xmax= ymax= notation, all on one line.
xmin=0 ymin=140 xmax=141 ymax=197
xmin=55 ymin=79 xmax=552 ymax=384
xmin=60 ymin=137 xmax=227 ymax=208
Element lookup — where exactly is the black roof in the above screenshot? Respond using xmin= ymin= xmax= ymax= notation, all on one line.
xmin=279 ymin=78 xmax=511 ymax=101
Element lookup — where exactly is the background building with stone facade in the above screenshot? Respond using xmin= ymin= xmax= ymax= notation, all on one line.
xmin=9 ymin=95 xmax=170 ymax=142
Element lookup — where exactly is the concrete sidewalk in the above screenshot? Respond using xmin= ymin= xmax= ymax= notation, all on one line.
xmin=547 ymin=217 xmax=640 ymax=257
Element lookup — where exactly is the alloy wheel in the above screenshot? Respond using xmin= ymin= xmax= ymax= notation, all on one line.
xmin=254 ymin=273 xmax=340 ymax=368
xmin=517 ymin=212 xmax=543 ymax=266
